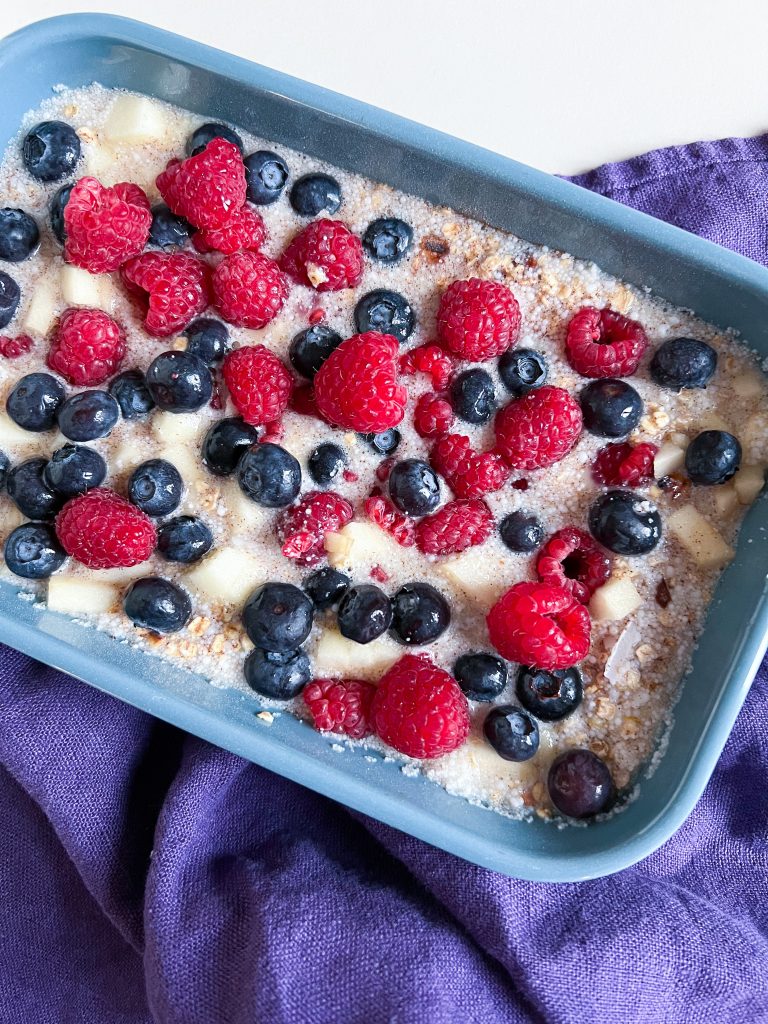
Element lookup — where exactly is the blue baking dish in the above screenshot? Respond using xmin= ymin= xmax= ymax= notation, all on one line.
xmin=0 ymin=13 xmax=766 ymax=882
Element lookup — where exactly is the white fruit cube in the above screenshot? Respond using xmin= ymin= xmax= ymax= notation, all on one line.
xmin=186 ymin=547 xmax=265 ymax=606
xmin=325 ymin=522 xmax=401 ymax=570
xmin=223 ymin=481 xmax=270 ymax=534
xmin=155 ymin=445 xmax=200 ymax=483
xmin=104 ymin=94 xmax=169 ymax=144
xmin=734 ymin=465 xmax=765 ymax=505
xmin=0 ymin=413 xmax=44 ymax=453
xmin=696 ymin=412 xmax=731 ymax=434
xmin=152 ymin=411 xmax=204 ymax=446
xmin=653 ymin=442 xmax=685 ymax=478
xmin=667 ymin=505 xmax=734 ymax=568
xmin=90 ymin=564 xmax=148 ymax=585
xmin=82 ymin=143 xmax=121 ymax=186
xmin=713 ymin=485 xmax=739 ymax=516
xmin=438 ymin=548 xmax=506 ymax=608
xmin=589 ymin=577 xmax=643 ymax=621
xmin=60 ymin=265 xmax=115 ymax=312
xmin=732 ymin=371 xmax=764 ymax=399
xmin=313 ymin=629 xmax=399 ymax=679
xmin=47 ymin=576 xmax=119 ymax=615
xmin=23 ymin=280 xmax=58 ymax=336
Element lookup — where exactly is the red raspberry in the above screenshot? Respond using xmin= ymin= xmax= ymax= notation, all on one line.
xmin=0 ymin=334 xmax=34 ymax=359
xmin=487 ymin=581 xmax=591 ymax=671
xmin=222 ymin=346 xmax=293 ymax=426
xmin=156 ymin=138 xmax=246 ymax=230
xmin=192 ymin=205 xmax=267 ymax=255
xmin=279 ymin=220 xmax=364 ymax=292
xmin=565 ymin=307 xmax=649 ymax=378
xmin=592 ymin=441 xmax=658 ymax=487
xmin=63 ymin=177 xmax=151 ymax=274
xmin=414 ymin=393 xmax=455 ymax=438
xmin=276 ymin=491 xmax=354 ymax=566
xmin=212 ymin=251 xmax=289 ymax=329
xmin=303 ymin=678 xmax=376 ymax=739
xmin=430 ymin=433 xmax=510 ymax=499
xmin=364 ymin=494 xmax=416 ymax=547
xmin=121 ymin=251 xmax=210 ymax=337
xmin=494 ymin=386 xmax=582 ymax=470
xmin=314 ymin=332 xmax=407 ymax=433
xmin=55 ymin=488 xmax=156 ymax=569
xmin=415 ymin=498 xmax=494 ymax=556
xmin=437 ymin=278 xmax=521 ymax=360
xmin=371 ymin=654 xmax=470 ymax=759
xmin=400 ymin=344 xmax=455 ymax=389
xmin=535 ymin=527 xmax=612 ymax=604
xmin=47 ymin=308 xmax=126 ymax=386
xmin=289 ymin=384 xmax=321 ymax=419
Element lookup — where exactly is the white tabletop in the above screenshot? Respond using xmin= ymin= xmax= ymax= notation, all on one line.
xmin=6 ymin=0 xmax=768 ymax=174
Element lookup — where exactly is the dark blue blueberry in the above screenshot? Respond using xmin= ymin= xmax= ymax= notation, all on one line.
xmin=108 ymin=370 xmax=155 ymax=420
xmin=650 ymin=337 xmax=717 ymax=390
xmin=123 ymin=577 xmax=192 ymax=634
xmin=450 ymin=368 xmax=496 ymax=424
xmin=243 ymin=582 xmax=314 ymax=652
xmin=289 ymin=173 xmax=341 ymax=217
xmin=337 ymin=584 xmax=392 ymax=644
xmin=498 ymin=348 xmax=548 ymax=396
xmin=360 ymin=429 xmax=401 ymax=456
xmin=128 ymin=459 xmax=183 ymax=516
xmin=0 ymin=450 xmax=8 ymax=491
xmin=499 ymin=510 xmax=544 ymax=553
xmin=244 ymin=150 xmax=289 ymax=205
xmin=453 ymin=653 xmax=508 ymax=702
xmin=22 ymin=121 xmax=81 ymax=182
xmin=148 ymin=203 xmax=192 ymax=248
xmin=303 ymin=567 xmax=350 ymax=610
xmin=589 ymin=489 xmax=661 ymax=556
xmin=580 ymin=379 xmax=643 ymax=438
xmin=6 ymin=458 xmax=63 ymax=520
xmin=362 ymin=218 xmax=412 ymax=263
xmin=43 ymin=444 xmax=106 ymax=497
xmin=289 ymin=324 xmax=343 ymax=379
xmin=57 ymin=390 xmax=119 ymax=442
xmin=388 ymin=458 xmax=441 ymax=516
xmin=685 ymin=430 xmax=742 ymax=485
xmin=157 ymin=515 xmax=213 ymax=563
xmin=202 ymin=417 xmax=260 ymax=476
xmin=354 ymin=289 xmax=415 ymax=344
xmin=0 ymin=271 xmax=20 ymax=329
xmin=516 ymin=665 xmax=583 ymax=722
xmin=547 ymin=749 xmax=614 ymax=818
xmin=49 ymin=184 xmax=73 ymax=244
xmin=4 ymin=523 xmax=66 ymax=579
xmin=390 ymin=582 xmax=450 ymax=645
xmin=237 ymin=443 xmax=301 ymax=507
xmin=6 ymin=372 xmax=65 ymax=431
xmin=308 ymin=442 xmax=347 ymax=486
xmin=483 ymin=705 xmax=539 ymax=762
xmin=0 ymin=209 xmax=39 ymax=262
xmin=183 ymin=318 xmax=230 ymax=366
xmin=244 ymin=647 xmax=311 ymax=699
xmin=146 ymin=351 xmax=213 ymax=412
xmin=186 ymin=122 xmax=244 ymax=157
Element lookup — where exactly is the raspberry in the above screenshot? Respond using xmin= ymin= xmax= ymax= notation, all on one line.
xmin=303 ymin=678 xmax=376 ymax=739
xmin=192 ymin=205 xmax=267 ymax=255
xmin=487 ymin=581 xmax=591 ymax=671
xmin=156 ymin=138 xmax=246 ymax=230
xmin=314 ymin=332 xmax=407 ymax=433
xmin=535 ymin=527 xmax=612 ymax=604
xmin=494 ymin=386 xmax=582 ymax=470
xmin=222 ymin=346 xmax=293 ymax=426
xmin=121 ymin=251 xmax=211 ymax=337
xmin=436 ymin=278 xmax=521 ymax=360
xmin=279 ymin=220 xmax=364 ymax=292
xmin=364 ymin=494 xmax=416 ymax=547
xmin=63 ymin=177 xmax=151 ymax=273
xmin=565 ymin=307 xmax=649 ymax=378
xmin=289 ymin=384 xmax=321 ymax=419
xmin=400 ymin=344 xmax=455 ymax=389
xmin=47 ymin=308 xmax=126 ymax=386
xmin=55 ymin=488 xmax=156 ymax=569
xmin=371 ymin=654 xmax=470 ymax=759
xmin=413 ymin=393 xmax=454 ymax=438
xmin=414 ymin=498 xmax=494 ymax=556
xmin=592 ymin=441 xmax=658 ymax=487
xmin=430 ymin=433 xmax=510 ymax=499
xmin=276 ymin=491 xmax=353 ymax=566
xmin=0 ymin=334 xmax=34 ymax=359
xmin=212 ymin=251 xmax=289 ymax=329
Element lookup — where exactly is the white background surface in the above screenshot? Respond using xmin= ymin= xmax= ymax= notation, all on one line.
xmin=4 ymin=0 xmax=768 ymax=174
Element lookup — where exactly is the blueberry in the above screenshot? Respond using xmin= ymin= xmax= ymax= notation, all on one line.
xmin=483 ymin=705 xmax=539 ymax=762
xmin=123 ymin=577 xmax=192 ymax=634
xmin=354 ymin=289 xmax=415 ymax=343
xmin=6 ymin=458 xmax=63 ymax=520
xmin=146 ymin=351 xmax=213 ymax=412
xmin=244 ymin=150 xmax=289 ymax=205
xmin=516 ymin=665 xmax=583 ymax=722
xmin=49 ymin=184 xmax=73 ymax=244
xmin=148 ymin=203 xmax=192 ymax=248
xmin=244 ymin=647 xmax=310 ymax=699
xmin=6 ymin=372 xmax=65 ymax=431
xmin=186 ymin=122 xmax=244 ymax=157
xmin=337 ymin=584 xmax=393 ymax=644
xmin=685 ymin=430 xmax=741 ymax=485
xmin=202 ymin=417 xmax=260 ymax=476
xmin=289 ymin=173 xmax=341 ymax=217
xmin=128 ymin=459 xmax=183 ymax=516
xmin=450 ymin=368 xmax=496 ymax=424
xmin=0 ymin=450 xmax=8 ymax=491
xmin=109 ymin=370 xmax=155 ymax=420
xmin=43 ymin=444 xmax=106 ymax=497
xmin=499 ymin=510 xmax=543 ymax=553
xmin=453 ymin=653 xmax=508 ymax=702
xmin=362 ymin=218 xmax=412 ymax=263
xmin=243 ymin=582 xmax=314 ymax=652
xmin=22 ymin=121 xmax=81 ymax=182
xmin=388 ymin=459 xmax=441 ymax=516
xmin=547 ymin=749 xmax=614 ymax=818
xmin=237 ymin=443 xmax=301 ymax=507
xmin=498 ymin=348 xmax=548 ymax=396
xmin=589 ymin=489 xmax=661 ymax=555
xmin=303 ymin=567 xmax=350 ymax=610
xmin=0 ymin=271 xmax=20 ymax=329
xmin=390 ymin=582 xmax=450 ymax=645
xmin=650 ymin=337 xmax=717 ymax=390
xmin=57 ymin=390 xmax=119 ymax=442
xmin=360 ymin=429 xmax=401 ymax=456
xmin=308 ymin=442 xmax=347 ymax=486
xmin=183 ymin=318 xmax=230 ymax=366
xmin=0 ymin=209 xmax=39 ymax=262
xmin=289 ymin=324 xmax=343 ymax=380
xmin=157 ymin=515 xmax=213 ymax=563
xmin=4 ymin=523 xmax=66 ymax=579
xmin=580 ymin=379 xmax=643 ymax=438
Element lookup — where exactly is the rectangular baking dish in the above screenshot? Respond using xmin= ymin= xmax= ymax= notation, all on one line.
xmin=0 ymin=13 xmax=766 ymax=882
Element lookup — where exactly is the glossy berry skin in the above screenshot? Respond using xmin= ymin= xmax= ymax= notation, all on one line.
xmin=592 ymin=441 xmax=657 ymax=487
xmin=48 ymin=308 xmax=126 ymax=387
xmin=308 ymin=442 xmax=347 ymax=486
xmin=0 ymin=208 xmax=39 ymax=262
xmin=536 ymin=526 xmax=612 ymax=603
xmin=149 ymin=203 xmax=193 ymax=248
xmin=0 ymin=334 xmax=33 ymax=360
xmin=487 ymin=581 xmax=591 ymax=671
xmin=128 ymin=460 xmax=183 ymax=517
xmin=685 ymin=430 xmax=741 ymax=485
xmin=390 ymin=582 xmax=450 ymax=645
xmin=588 ymin=489 xmax=662 ymax=555
xmin=580 ymin=379 xmax=643 ymax=438
xmin=354 ymin=290 xmax=415 ymax=344
xmin=430 ymin=433 xmax=509 ymax=500
xmin=337 ymin=584 xmax=393 ymax=644
xmin=516 ymin=665 xmax=583 ymax=722
xmin=437 ymin=278 xmax=521 ymax=361
xmin=157 ymin=138 xmax=246 ymax=231
xmin=49 ymin=184 xmax=73 ymax=244
xmin=363 ymin=218 xmax=412 ymax=263
xmin=186 ymin=122 xmax=243 ymax=157
xmin=483 ymin=705 xmax=539 ymax=762
xmin=6 ymin=458 xmax=63 ymax=520
xmin=238 ymin=443 xmax=301 ymax=507
xmin=222 ymin=345 xmax=293 ymax=425
xmin=547 ymin=749 xmax=614 ymax=818
xmin=414 ymin=394 xmax=454 ymax=438
xmin=453 ymin=652 xmax=508 ymax=702
xmin=450 ymin=369 xmax=496 ymax=424
xmin=498 ymin=348 xmax=548 ymax=397
xmin=389 ymin=459 xmax=441 ymax=516
xmin=650 ymin=337 xmax=717 ymax=390
xmin=22 ymin=121 xmax=81 ymax=182
xmin=109 ymin=370 xmax=155 ymax=420
xmin=43 ymin=445 xmax=106 ymax=498
xmin=289 ymin=173 xmax=341 ymax=217
xmin=4 ymin=523 xmax=66 ymax=579
xmin=55 ymin=488 xmax=156 ymax=569
xmin=242 ymin=582 xmax=314 ymax=653
xmin=499 ymin=510 xmax=544 ymax=553
xmin=244 ymin=150 xmax=289 ymax=205
xmin=279 ymin=219 xmax=363 ymax=293
xmin=146 ymin=351 xmax=213 ymax=412
xmin=183 ymin=318 xmax=230 ymax=366
xmin=0 ymin=450 xmax=8 ymax=491
xmin=57 ymin=390 xmax=120 ymax=442
xmin=415 ymin=498 xmax=495 ymax=556
xmin=202 ymin=417 xmax=260 ymax=476
xmin=6 ymin=373 xmax=65 ymax=431
xmin=193 ymin=206 xmax=266 ymax=256
xmin=213 ymin=249 xmax=288 ymax=326
xmin=289 ymin=324 xmax=342 ymax=379
xmin=361 ymin=429 xmax=401 ymax=456
xmin=157 ymin=515 xmax=213 ymax=563
xmin=400 ymin=344 xmax=455 ymax=390
xmin=314 ymin=332 xmax=407 ymax=433
xmin=304 ymin=678 xmax=376 ymax=739
xmin=121 ymin=251 xmax=210 ymax=337
xmin=0 ymin=271 xmax=20 ymax=329
xmin=65 ymin=178 xmax=152 ymax=274
xmin=123 ymin=577 xmax=192 ymax=634
xmin=303 ymin=567 xmax=350 ymax=610
xmin=565 ymin=307 xmax=648 ymax=378
xmin=244 ymin=647 xmax=311 ymax=699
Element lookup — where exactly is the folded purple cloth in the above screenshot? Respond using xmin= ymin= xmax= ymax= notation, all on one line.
xmin=2 ymin=134 xmax=768 ymax=1024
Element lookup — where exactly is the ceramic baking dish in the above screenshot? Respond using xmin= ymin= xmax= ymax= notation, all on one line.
xmin=0 ymin=13 xmax=766 ymax=882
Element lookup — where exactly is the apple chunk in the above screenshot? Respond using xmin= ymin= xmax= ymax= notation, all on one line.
xmin=589 ymin=577 xmax=642 ymax=621
xmin=47 ymin=576 xmax=119 ymax=615
xmin=667 ymin=505 xmax=733 ymax=568
xmin=104 ymin=94 xmax=169 ymax=144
